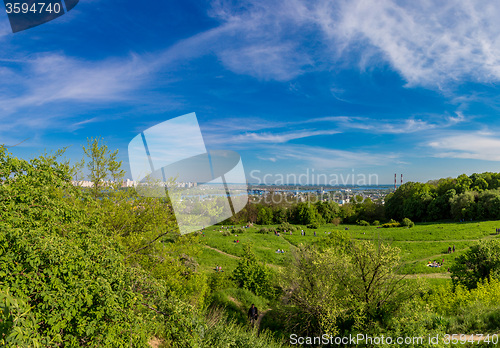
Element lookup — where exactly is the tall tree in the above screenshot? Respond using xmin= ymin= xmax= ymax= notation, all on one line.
xmin=451 ymin=240 xmax=500 ymax=289
xmin=282 ymin=237 xmax=416 ymax=336
xmin=81 ymin=137 xmax=125 ymax=198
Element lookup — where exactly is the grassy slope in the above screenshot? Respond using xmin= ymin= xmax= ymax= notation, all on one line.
xmin=196 ymin=220 xmax=500 ymax=281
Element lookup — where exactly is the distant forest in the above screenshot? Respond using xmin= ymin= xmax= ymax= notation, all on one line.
xmin=227 ymin=172 xmax=500 ymax=226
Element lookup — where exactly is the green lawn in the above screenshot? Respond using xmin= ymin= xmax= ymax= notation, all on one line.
xmin=196 ymin=220 xmax=500 ymax=279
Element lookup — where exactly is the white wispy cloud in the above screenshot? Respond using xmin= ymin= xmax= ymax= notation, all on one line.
xmin=3 ymin=0 xmax=500 ymax=118
xmin=203 ymin=117 xmax=288 ymax=132
xmin=232 ymin=129 xmax=340 ymax=143
xmin=428 ymin=133 xmax=500 ymax=161
xmin=0 ymin=0 xmax=490 ymax=144
xmin=0 ymin=53 xmax=151 ymax=113
xmin=207 ymin=0 xmax=500 ymax=87
xmin=266 ymin=143 xmax=399 ymax=169
xmin=304 ymin=113 xmax=466 ymax=134
xmin=201 ymin=112 xmax=467 ymax=150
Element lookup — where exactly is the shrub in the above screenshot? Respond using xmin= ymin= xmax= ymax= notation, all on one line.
xmin=373 ymin=220 xmax=380 ymax=226
xmin=221 ymin=230 xmax=232 ymax=236
xmin=0 ymin=148 xmax=152 ymax=346
xmin=277 ymin=222 xmax=297 ymax=233
xmin=231 ymin=227 xmax=245 ymax=234
xmin=382 ymin=222 xmax=401 ymax=228
xmin=402 ymin=217 xmax=415 ymax=228
xmin=258 ymin=227 xmax=270 ymax=234
xmin=232 ymin=245 xmax=273 ymax=297
xmin=332 ymin=217 xmax=341 ymax=226
xmin=307 ymin=222 xmax=321 ymax=229
xmin=358 ymin=220 xmax=370 ymax=226
xmin=208 ymin=272 xmax=235 ymax=292
xmin=450 ymin=240 xmax=500 ymax=289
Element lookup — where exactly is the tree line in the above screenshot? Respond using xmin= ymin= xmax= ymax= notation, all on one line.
xmin=386 ymin=172 xmax=500 ymax=222
xmin=225 ymin=172 xmax=500 ymax=227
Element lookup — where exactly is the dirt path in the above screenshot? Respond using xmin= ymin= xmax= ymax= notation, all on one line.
xmin=203 ymin=245 xmax=282 ymax=269
xmin=256 ymin=309 xmax=270 ymax=330
xmin=148 ymin=337 xmax=163 ymax=348
xmin=404 ymin=273 xmax=451 ymax=279
xmin=204 ymin=244 xmax=240 ymax=259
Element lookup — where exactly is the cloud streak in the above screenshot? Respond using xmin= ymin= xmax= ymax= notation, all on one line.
xmin=428 ymin=133 xmax=500 ymax=161
xmin=266 ymin=143 xmax=399 ymax=169
xmin=208 ymin=0 xmax=500 ymax=88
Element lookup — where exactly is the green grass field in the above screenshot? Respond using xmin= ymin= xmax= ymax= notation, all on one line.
xmin=196 ymin=220 xmax=500 ymax=283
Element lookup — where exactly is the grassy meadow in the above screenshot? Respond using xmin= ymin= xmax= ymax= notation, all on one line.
xmin=197 ymin=220 xmax=500 ymax=282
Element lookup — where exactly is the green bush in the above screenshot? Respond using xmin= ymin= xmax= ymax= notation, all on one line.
xmin=358 ymin=220 xmax=370 ymax=226
xmin=402 ymin=217 xmax=415 ymax=228
xmin=258 ymin=227 xmax=271 ymax=234
xmin=382 ymin=222 xmax=402 ymax=228
xmin=276 ymin=222 xmax=297 ymax=233
xmin=0 ymin=288 xmax=40 ymax=347
xmin=232 ymin=227 xmax=245 ymax=234
xmin=208 ymin=272 xmax=236 ymax=292
xmin=232 ymin=245 xmax=274 ymax=297
xmin=307 ymin=222 xmax=321 ymax=229
xmin=0 ymin=147 xmax=152 ymax=346
xmin=373 ymin=220 xmax=380 ymax=226
xmin=222 ymin=230 xmax=232 ymax=236
xmin=426 ymin=278 xmax=500 ymax=335
xmin=450 ymin=240 xmax=500 ymax=289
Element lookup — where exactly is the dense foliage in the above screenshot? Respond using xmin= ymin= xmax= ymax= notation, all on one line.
xmin=0 ymin=147 xmax=151 ymax=346
xmin=5 ymin=142 xmax=500 ymax=347
xmin=280 ymin=233 xmax=416 ymax=337
xmin=0 ymin=147 xmax=284 ymax=347
xmin=386 ymin=173 xmax=500 ymax=222
xmin=230 ymin=172 xmax=500 ymax=228
xmin=232 ymin=245 xmax=273 ymax=298
xmin=450 ymin=240 xmax=500 ymax=289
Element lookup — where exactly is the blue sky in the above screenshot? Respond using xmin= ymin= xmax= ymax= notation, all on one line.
xmin=3 ymin=0 xmax=500 ymax=184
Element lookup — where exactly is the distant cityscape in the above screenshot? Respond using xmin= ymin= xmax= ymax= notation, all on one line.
xmin=71 ymin=180 xmax=393 ymax=205
xmin=71 ymin=179 xmax=199 ymax=188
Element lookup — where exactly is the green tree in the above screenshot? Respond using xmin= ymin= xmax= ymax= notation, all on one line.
xmin=232 ymin=245 xmax=273 ymax=297
xmin=257 ymin=206 xmax=274 ymax=225
xmin=281 ymin=237 xmax=416 ymax=336
xmin=0 ymin=146 xmax=153 ymax=346
xmin=455 ymin=174 xmax=473 ymax=194
xmin=477 ymin=190 xmax=500 ymax=219
xmin=451 ymin=240 xmax=500 ymax=289
xmin=315 ymin=201 xmax=340 ymax=223
xmin=81 ymin=136 xmax=125 ymax=198
xmin=450 ymin=191 xmax=477 ymax=220
xmin=273 ymin=206 xmax=289 ymax=224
